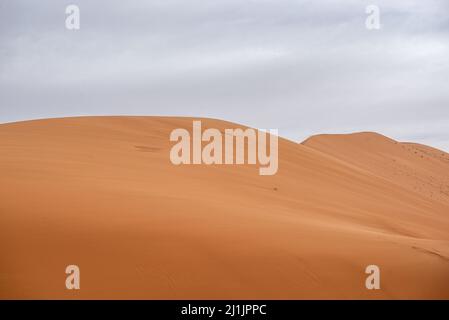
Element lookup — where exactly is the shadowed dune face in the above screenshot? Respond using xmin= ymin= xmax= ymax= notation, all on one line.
xmin=1 ymin=117 xmax=449 ymax=299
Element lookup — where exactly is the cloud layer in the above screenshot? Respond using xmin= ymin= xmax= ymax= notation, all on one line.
xmin=1 ymin=0 xmax=448 ymax=150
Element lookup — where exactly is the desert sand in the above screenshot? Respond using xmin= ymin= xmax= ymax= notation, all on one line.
xmin=1 ymin=116 xmax=448 ymax=299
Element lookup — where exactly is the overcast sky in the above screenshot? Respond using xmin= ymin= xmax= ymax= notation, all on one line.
xmin=1 ymin=0 xmax=448 ymax=150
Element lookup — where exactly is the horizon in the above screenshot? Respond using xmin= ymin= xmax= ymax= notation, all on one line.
xmin=1 ymin=1 xmax=448 ymax=150
xmin=1 ymin=114 xmax=448 ymax=152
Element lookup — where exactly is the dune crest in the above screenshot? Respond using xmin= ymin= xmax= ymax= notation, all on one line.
xmin=1 ymin=117 xmax=449 ymax=299
xmin=302 ymin=132 xmax=449 ymax=205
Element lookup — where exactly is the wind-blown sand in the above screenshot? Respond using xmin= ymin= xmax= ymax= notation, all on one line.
xmin=1 ymin=116 xmax=448 ymax=299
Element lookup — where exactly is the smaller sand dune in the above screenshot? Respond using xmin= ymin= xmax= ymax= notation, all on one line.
xmin=303 ymin=132 xmax=449 ymax=205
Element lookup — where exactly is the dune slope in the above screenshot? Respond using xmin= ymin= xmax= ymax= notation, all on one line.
xmin=302 ymin=132 xmax=449 ymax=206
xmin=1 ymin=117 xmax=449 ymax=299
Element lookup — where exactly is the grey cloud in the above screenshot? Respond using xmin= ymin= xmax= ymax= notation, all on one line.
xmin=1 ymin=0 xmax=448 ymax=151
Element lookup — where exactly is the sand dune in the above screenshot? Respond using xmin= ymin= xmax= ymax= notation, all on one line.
xmin=303 ymin=132 xmax=449 ymax=205
xmin=1 ymin=117 xmax=448 ymax=299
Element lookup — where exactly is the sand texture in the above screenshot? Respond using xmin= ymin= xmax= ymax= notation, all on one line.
xmin=1 ymin=117 xmax=448 ymax=299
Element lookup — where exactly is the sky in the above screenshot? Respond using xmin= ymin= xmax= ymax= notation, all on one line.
xmin=1 ymin=0 xmax=448 ymax=150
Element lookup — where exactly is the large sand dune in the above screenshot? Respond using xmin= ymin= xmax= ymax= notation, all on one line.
xmin=1 ymin=116 xmax=448 ymax=299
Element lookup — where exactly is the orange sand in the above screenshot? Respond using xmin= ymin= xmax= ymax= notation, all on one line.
xmin=1 ymin=117 xmax=448 ymax=299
